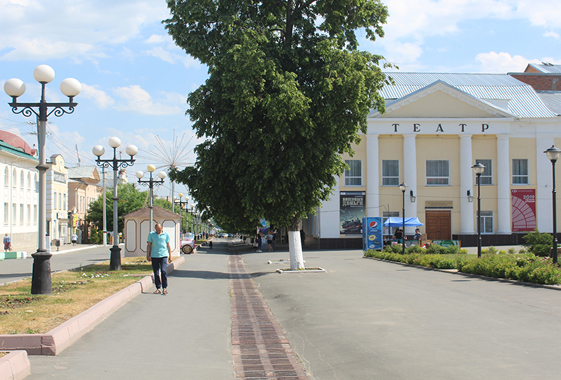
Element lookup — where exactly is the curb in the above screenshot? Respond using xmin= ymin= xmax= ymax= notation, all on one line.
xmin=0 ymin=256 xmax=185 ymax=380
xmin=0 ymin=351 xmax=30 ymax=380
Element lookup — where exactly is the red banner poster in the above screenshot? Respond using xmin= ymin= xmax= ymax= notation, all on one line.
xmin=511 ymin=189 xmax=537 ymax=232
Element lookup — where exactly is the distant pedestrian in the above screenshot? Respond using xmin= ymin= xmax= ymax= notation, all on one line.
xmin=267 ymin=232 xmax=274 ymax=251
xmin=3 ymin=233 xmax=12 ymax=252
xmin=71 ymin=232 xmax=78 ymax=246
xmin=147 ymin=223 xmax=172 ymax=295
xmin=256 ymin=232 xmax=263 ymax=252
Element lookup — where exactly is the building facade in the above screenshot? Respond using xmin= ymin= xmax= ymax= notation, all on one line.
xmin=0 ymin=131 xmax=39 ymax=248
xmin=47 ymin=154 xmax=69 ymax=244
xmin=309 ymin=68 xmax=561 ymax=249
xmin=67 ymin=166 xmax=102 ymax=243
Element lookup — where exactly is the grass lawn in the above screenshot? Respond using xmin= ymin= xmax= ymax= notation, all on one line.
xmin=0 ymin=257 xmax=156 ymax=334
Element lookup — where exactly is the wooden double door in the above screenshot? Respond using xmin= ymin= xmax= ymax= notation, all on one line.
xmin=425 ymin=211 xmax=451 ymax=240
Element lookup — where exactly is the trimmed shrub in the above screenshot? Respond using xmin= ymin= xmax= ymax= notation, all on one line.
xmin=522 ymin=229 xmax=553 ymax=257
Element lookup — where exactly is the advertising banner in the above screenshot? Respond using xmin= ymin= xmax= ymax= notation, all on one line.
xmin=340 ymin=192 xmax=365 ymax=235
xmin=362 ymin=217 xmax=383 ymax=251
xmin=511 ymin=189 xmax=537 ymax=232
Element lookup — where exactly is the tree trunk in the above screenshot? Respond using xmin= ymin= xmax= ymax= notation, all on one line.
xmin=288 ymin=215 xmax=305 ymax=270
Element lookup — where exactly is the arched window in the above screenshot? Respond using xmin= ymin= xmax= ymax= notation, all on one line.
xmin=27 ymin=173 xmax=31 ymax=192
xmin=20 ymin=171 xmax=24 ymax=189
xmin=35 ymin=174 xmax=38 ymax=192
xmin=4 ymin=167 xmax=8 ymax=187
xmin=12 ymin=169 xmax=16 ymax=189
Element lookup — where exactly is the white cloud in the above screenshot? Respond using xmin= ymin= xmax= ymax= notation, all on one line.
xmin=80 ymin=84 xmax=115 ymax=109
xmin=544 ymin=31 xmax=560 ymax=39
xmin=144 ymin=46 xmax=200 ymax=68
xmin=0 ymin=0 xmax=170 ymax=61
xmin=475 ymin=52 xmax=536 ymax=72
xmin=112 ymin=85 xmax=184 ymax=115
xmin=146 ymin=35 xmax=168 ymax=44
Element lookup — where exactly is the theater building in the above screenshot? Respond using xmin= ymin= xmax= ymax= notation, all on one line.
xmin=307 ymin=69 xmax=561 ymax=249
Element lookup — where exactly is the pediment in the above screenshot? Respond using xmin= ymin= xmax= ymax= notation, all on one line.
xmin=373 ymin=81 xmax=514 ymax=119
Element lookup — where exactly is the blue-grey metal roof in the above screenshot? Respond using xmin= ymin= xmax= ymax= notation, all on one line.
xmin=528 ymin=63 xmax=561 ymax=74
xmin=381 ymin=72 xmax=557 ymax=118
xmin=537 ymin=92 xmax=561 ymax=115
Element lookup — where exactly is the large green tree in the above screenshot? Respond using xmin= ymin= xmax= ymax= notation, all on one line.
xmin=165 ymin=0 xmax=391 ymax=268
xmin=86 ymin=183 xmax=172 ymax=233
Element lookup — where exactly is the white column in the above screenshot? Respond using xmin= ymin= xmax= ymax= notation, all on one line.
xmin=536 ymin=136 xmax=555 ymax=233
xmin=320 ymin=175 xmax=341 ymax=238
xmin=366 ymin=134 xmax=379 ymax=217
xmin=403 ymin=134 xmax=417 ymax=233
xmin=496 ymin=135 xmax=511 ymax=234
xmin=460 ymin=134 xmax=475 ymax=234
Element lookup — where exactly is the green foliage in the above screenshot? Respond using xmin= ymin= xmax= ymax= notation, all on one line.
xmin=365 ymin=249 xmax=561 ymax=285
xmin=522 ymin=229 xmax=553 ymax=256
xmin=86 ymin=183 xmax=147 ymax=233
xmin=164 ymin=0 xmax=392 ymax=231
xmin=487 ymin=246 xmax=498 ymax=255
xmin=89 ymin=228 xmax=102 ymax=244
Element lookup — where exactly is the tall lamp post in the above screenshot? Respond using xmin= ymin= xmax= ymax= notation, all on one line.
xmin=190 ymin=204 xmax=195 ymax=234
xmin=545 ymin=145 xmax=561 ymax=264
xmin=4 ymin=65 xmax=81 ymax=295
xmin=174 ymin=193 xmax=188 ymax=234
xmin=93 ymin=138 xmax=138 ymax=270
xmin=136 ymin=165 xmax=166 ymax=231
xmin=472 ymin=163 xmax=485 ymax=258
xmin=399 ymin=182 xmax=407 ymax=255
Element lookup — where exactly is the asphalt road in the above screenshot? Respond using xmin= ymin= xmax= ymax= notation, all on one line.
xmin=242 ymin=249 xmax=561 ymax=380
xmin=0 ymin=245 xmax=117 ymax=285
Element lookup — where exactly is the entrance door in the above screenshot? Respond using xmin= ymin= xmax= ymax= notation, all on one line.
xmin=425 ymin=211 xmax=451 ymax=240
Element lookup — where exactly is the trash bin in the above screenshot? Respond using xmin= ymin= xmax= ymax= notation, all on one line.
xmin=54 ymin=239 xmax=61 ymax=251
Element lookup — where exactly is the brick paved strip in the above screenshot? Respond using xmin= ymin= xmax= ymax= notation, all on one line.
xmin=229 ymin=250 xmax=309 ymax=380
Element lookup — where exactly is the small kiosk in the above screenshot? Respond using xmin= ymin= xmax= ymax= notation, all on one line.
xmin=123 ymin=206 xmax=181 ymax=258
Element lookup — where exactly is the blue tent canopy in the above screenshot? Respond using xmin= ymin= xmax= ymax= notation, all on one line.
xmin=383 ymin=217 xmax=424 ymax=227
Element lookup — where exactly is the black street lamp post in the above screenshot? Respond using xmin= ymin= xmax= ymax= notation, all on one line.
xmin=472 ymin=163 xmax=485 ymax=258
xmin=399 ymin=182 xmax=407 ymax=255
xmin=174 ymin=193 xmax=188 ymax=234
xmin=545 ymin=145 xmax=561 ymax=264
xmin=93 ymin=138 xmax=138 ymax=270
xmin=4 ymin=65 xmax=81 ymax=295
xmin=136 ymin=165 xmax=166 ymax=231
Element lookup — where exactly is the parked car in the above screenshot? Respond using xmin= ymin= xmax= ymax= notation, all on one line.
xmin=180 ymin=232 xmax=195 ymax=254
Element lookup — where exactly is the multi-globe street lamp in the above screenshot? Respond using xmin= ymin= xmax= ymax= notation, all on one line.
xmin=4 ymin=65 xmax=81 ymax=295
xmin=544 ymin=145 xmax=561 ymax=264
xmin=136 ymin=165 xmax=166 ymax=231
xmin=399 ymin=182 xmax=407 ymax=255
xmin=472 ymin=162 xmax=485 ymax=258
xmin=93 ymin=138 xmax=138 ymax=270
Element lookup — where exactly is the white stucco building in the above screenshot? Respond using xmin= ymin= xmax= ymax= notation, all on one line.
xmin=0 ymin=131 xmax=39 ymax=248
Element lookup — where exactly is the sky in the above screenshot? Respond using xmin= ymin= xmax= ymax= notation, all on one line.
xmin=1 ymin=0 xmax=560 ymax=204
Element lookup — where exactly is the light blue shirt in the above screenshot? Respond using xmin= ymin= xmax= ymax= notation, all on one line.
xmin=147 ymin=231 xmax=170 ymax=258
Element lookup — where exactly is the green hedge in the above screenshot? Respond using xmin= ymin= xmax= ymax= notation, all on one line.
xmin=364 ymin=249 xmax=561 ymax=285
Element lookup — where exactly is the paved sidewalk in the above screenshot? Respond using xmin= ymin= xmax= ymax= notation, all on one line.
xmin=26 ymin=243 xmax=234 ymax=379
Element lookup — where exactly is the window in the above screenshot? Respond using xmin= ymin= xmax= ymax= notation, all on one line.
xmin=475 ymin=159 xmax=492 ymax=185
xmin=19 ymin=204 xmax=23 ymax=225
xmin=12 ymin=204 xmax=16 ymax=224
xmin=27 ymin=205 xmax=31 ymax=226
xmin=426 ymin=160 xmax=450 ymax=186
xmin=20 ymin=172 xmax=24 ymax=189
xmin=35 ymin=174 xmax=38 ymax=191
xmin=12 ymin=169 xmax=16 ymax=188
xmin=34 ymin=205 xmax=37 ymax=225
xmin=27 ymin=173 xmax=31 ymax=192
xmin=382 ymin=160 xmax=400 ymax=186
xmin=3 ymin=167 xmax=8 ymax=187
xmin=512 ymin=159 xmax=529 ymax=184
xmin=383 ymin=211 xmax=400 ymax=235
xmin=478 ymin=211 xmax=493 ymax=234
xmin=54 ymin=192 xmax=57 ymax=210
xmin=3 ymin=203 xmax=8 ymax=225
xmin=344 ymin=160 xmax=362 ymax=186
